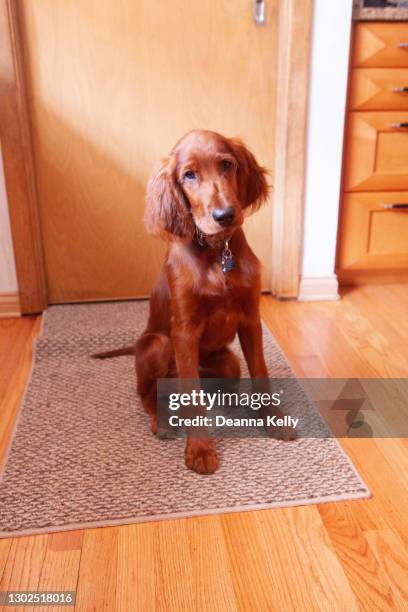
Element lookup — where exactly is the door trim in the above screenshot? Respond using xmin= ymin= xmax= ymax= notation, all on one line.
xmin=1 ymin=0 xmax=312 ymax=311
xmin=271 ymin=0 xmax=312 ymax=298
xmin=0 ymin=292 xmax=21 ymax=317
xmin=0 ymin=0 xmax=47 ymax=314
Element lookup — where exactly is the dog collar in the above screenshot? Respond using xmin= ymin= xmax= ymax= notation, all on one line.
xmin=193 ymin=227 xmax=235 ymax=274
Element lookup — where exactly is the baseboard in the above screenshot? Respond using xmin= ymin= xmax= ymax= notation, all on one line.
xmin=298 ymin=275 xmax=340 ymax=302
xmin=0 ymin=292 xmax=21 ymax=317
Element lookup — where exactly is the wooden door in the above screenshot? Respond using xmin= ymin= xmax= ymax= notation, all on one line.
xmin=18 ymin=0 xmax=278 ymax=302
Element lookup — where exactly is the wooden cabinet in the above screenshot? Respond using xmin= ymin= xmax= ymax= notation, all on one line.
xmin=338 ymin=22 xmax=408 ymax=285
xmin=354 ymin=23 xmax=408 ymax=68
xmin=344 ymin=112 xmax=408 ymax=191
xmin=350 ymin=68 xmax=408 ymax=110
xmin=338 ymin=193 xmax=408 ymax=284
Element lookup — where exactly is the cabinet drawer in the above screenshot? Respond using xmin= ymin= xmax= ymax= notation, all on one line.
xmin=338 ymin=192 xmax=408 ymax=272
xmin=344 ymin=112 xmax=408 ymax=191
xmin=354 ymin=23 xmax=408 ymax=68
xmin=350 ymin=68 xmax=408 ymax=111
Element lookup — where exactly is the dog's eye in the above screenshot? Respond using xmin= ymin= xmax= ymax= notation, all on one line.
xmin=184 ymin=170 xmax=196 ymax=180
xmin=221 ymin=159 xmax=233 ymax=172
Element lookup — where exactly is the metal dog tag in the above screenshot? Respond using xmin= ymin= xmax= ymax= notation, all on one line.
xmin=221 ymin=242 xmax=235 ymax=274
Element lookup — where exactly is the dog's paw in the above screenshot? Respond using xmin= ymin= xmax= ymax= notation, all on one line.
xmin=261 ymin=408 xmax=298 ymax=441
xmin=185 ymin=439 xmax=219 ymax=475
xmin=271 ymin=424 xmax=297 ymax=441
xmin=150 ymin=414 xmax=158 ymax=435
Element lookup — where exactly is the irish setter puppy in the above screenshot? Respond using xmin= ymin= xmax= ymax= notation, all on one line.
xmin=96 ymin=130 xmax=275 ymax=474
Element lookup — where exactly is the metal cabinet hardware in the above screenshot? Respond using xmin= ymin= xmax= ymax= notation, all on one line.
xmin=253 ymin=0 xmax=266 ymax=25
xmin=381 ymin=203 xmax=408 ymax=209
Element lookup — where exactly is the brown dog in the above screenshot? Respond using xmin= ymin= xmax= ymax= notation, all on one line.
xmin=95 ymin=130 xmax=285 ymax=474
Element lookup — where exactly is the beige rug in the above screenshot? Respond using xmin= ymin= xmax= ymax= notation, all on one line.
xmin=0 ymin=302 xmax=370 ymax=537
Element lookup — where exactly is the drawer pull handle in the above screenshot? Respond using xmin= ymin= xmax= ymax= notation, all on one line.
xmin=397 ymin=42 xmax=408 ymax=48
xmin=390 ymin=122 xmax=408 ymax=128
xmin=393 ymin=87 xmax=408 ymax=93
xmin=381 ymin=203 xmax=408 ymax=209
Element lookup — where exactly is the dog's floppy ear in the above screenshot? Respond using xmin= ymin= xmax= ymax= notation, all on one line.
xmin=229 ymin=138 xmax=269 ymax=212
xmin=145 ymin=156 xmax=194 ymax=240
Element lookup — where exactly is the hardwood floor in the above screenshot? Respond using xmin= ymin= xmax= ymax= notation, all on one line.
xmin=0 ymin=284 xmax=407 ymax=611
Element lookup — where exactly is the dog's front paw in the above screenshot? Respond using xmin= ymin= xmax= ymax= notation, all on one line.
xmin=185 ymin=438 xmax=219 ymax=474
xmin=270 ymin=424 xmax=297 ymax=441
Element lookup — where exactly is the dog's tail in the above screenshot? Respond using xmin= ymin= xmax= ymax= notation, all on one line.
xmin=91 ymin=345 xmax=135 ymax=359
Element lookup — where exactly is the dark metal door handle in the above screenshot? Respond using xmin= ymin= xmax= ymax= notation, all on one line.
xmin=390 ymin=122 xmax=408 ymax=128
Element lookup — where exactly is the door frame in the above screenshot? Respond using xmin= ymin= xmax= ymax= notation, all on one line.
xmin=0 ymin=0 xmax=312 ymax=313
xmin=271 ymin=0 xmax=312 ymax=298
xmin=0 ymin=0 xmax=47 ymax=314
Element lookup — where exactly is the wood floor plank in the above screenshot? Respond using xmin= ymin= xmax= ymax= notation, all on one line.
xmin=364 ymin=529 xmax=408 ymax=609
xmin=0 ymin=534 xmax=48 ymax=609
xmin=116 ymin=523 xmax=156 ymax=612
xmin=333 ymin=300 xmax=408 ymax=378
xmin=374 ymin=438 xmax=408 ymax=490
xmin=153 ymin=519 xmax=195 ymax=612
xmin=262 ymin=287 xmax=408 ymax=378
xmin=260 ymin=298 xmax=325 ymax=377
xmin=343 ymin=286 xmax=408 ymax=351
xmin=260 ymin=298 xmax=378 ymax=377
xmin=47 ymin=531 xmax=84 ymax=553
xmin=74 ymin=527 xmax=118 ymax=612
xmin=33 ymin=532 xmax=83 ymax=612
xmin=222 ymin=507 xmax=359 ymax=611
xmin=318 ymin=503 xmax=396 ymax=611
xmin=186 ymin=516 xmax=237 ymax=612
xmin=0 ymin=317 xmax=42 ymax=466
xmin=354 ymin=285 xmax=408 ymax=339
xmin=222 ymin=510 xmax=303 ymax=611
xmin=340 ymin=439 xmax=408 ymax=538
xmin=0 ymin=316 xmax=36 ymax=396
xmin=0 ymin=538 xmax=12 ymax=584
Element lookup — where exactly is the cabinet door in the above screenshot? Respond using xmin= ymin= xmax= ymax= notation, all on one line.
xmin=354 ymin=23 xmax=408 ymax=68
xmin=344 ymin=112 xmax=408 ymax=192
xmin=337 ymin=192 xmax=408 ymax=284
xmin=350 ymin=68 xmax=408 ymax=111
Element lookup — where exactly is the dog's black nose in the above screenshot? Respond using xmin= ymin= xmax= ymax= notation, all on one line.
xmin=212 ymin=207 xmax=235 ymax=227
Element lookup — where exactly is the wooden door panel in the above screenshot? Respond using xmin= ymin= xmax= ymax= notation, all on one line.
xmin=354 ymin=23 xmax=408 ymax=68
xmin=350 ymin=68 xmax=408 ymax=111
xmin=338 ymin=192 xmax=408 ymax=273
xmin=344 ymin=112 xmax=408 ymax=192
xmin=19 ymin=0 xmax=277 ymax=302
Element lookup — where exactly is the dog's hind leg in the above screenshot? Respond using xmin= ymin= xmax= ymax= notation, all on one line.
xmin=200 ymin=347 xmax=241 ymax=379
xmin=135 ymin=332 xmax=173 ymax=433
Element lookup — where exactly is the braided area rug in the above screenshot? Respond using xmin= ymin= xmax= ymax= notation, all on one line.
xmin=0 ymin=302 xmax=370 ymax=537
